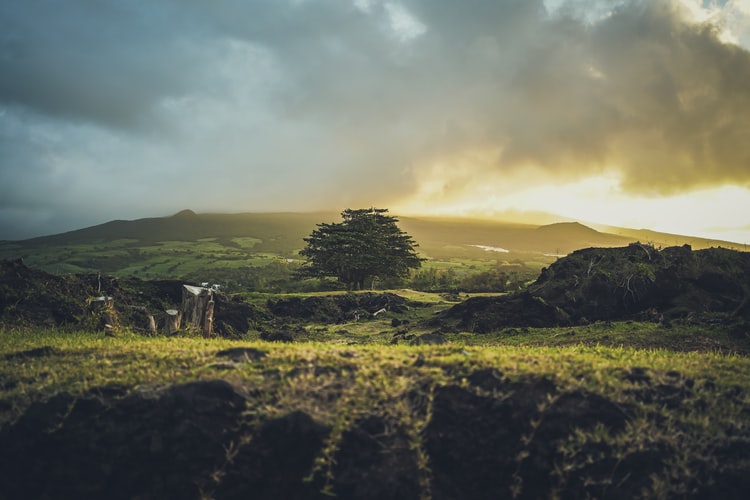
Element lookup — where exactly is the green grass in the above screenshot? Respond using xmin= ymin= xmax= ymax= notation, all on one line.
xmin=2 ymin=327 xmax=749 ymax=497
xmin=2 ymin=326 xmax=748 ymax=419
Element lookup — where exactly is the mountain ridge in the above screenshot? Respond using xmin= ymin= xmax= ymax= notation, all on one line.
xmin=4 ymin=210 xmax=744 ymax=251
xmin=0 ymin=211 xmax=744 ymax=284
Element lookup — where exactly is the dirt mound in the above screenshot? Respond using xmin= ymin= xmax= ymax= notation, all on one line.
xmin=0 ymin=259 xmax=92 ymax=327
xmin=433 ymin=244 xmax=750 ymax=332
xmin=534 ymin=244 xmax=750 ymax=322
xmin=1 ymin=370 xmax=748 ymax=499
xmin=0 ymin=259 xmax=184 ymax=332
xmin=425 ymin=382 xmax=632 ymax=499
xmin=437 ymin=292 xmax=571 ymax=333
xmin=212 ymin=296 xmax=272 ymax=338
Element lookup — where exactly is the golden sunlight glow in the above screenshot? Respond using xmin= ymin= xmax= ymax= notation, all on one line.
xmin=396 ymin=171 xmax=750 ymax=245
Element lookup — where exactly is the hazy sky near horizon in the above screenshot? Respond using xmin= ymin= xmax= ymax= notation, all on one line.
xmin=1 ymin=0 xmax=750 ymax=242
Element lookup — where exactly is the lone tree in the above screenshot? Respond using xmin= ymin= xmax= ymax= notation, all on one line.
xmin=299 ymin=208 xmax=423 ymax=290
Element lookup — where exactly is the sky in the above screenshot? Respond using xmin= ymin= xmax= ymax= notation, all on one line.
xmin=1 ymin=0 xmax=750 ymax=243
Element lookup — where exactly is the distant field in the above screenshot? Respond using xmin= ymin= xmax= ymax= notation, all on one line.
xmin=1 ymin=211 xmax=744 ymax=292
xmin=0 ymin=237 xmax=551 ymax=291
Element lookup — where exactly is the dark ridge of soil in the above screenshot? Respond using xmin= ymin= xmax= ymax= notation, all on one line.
xmin=2 ymin=372 xmax=746 ymax=499
xmin=0 ymin=380 xmax=246 ymax=500
xmin=0 ymin=259 xmax=92 ymax=327
xmin=211 ymin=296 xmax=272 ymax=338
xmin=432 ymin=244 xmax=750 ymax=333
xmin=0 ymin=374 xmax=750 ymax=500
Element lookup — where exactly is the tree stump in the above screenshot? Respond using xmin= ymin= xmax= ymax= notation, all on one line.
xmin=90 ymin=296 xmax=117 ymax=335
xmin=165 ymin=309 xmax=181 ymax=335
xmin=182 ymin=285 xmax=214 ymax=337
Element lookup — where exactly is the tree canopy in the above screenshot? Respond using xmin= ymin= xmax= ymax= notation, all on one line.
xmin=299 ymin=208 xmax=423 ymax=290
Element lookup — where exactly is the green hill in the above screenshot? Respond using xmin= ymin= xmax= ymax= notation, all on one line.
xmin=0 ymin=211 xmax=743 ymax=290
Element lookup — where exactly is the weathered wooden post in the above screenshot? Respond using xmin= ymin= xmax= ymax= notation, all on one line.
xmin=147 ymin=314 xmax=157 ymax=335
xmin=203 ymin=298 xmax=215 ymax=338
xmin=181 ymin=285 xmax=214 ymax=337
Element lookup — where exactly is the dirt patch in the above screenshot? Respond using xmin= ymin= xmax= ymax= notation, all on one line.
xmin=212 ymin=297 xmax=272 ymax=338
xmin=215 ymin=347 xmax=268 ymax=362
xmin=0 ymin=259 xmax=184 ymax=332
xmin=0 ymin=380 xmax=246 ymax=499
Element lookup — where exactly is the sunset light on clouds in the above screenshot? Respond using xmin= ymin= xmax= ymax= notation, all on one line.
xmin=1 ymin=0 xmax=749 ymax=243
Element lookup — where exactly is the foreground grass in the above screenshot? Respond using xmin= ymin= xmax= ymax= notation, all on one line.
xmin=2 ymin=328 xmax=749 ymax=498
xmin=2 ymin=328 xmax=749 ymax=415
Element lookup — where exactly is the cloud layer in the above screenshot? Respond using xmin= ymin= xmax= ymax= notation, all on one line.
xmin=1 ymin=0 xmax=750 ymax=238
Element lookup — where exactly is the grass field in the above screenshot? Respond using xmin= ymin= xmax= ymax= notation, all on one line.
xmin=2 ymin=326 xmax=750 ymax=498
xmin=2 ymin=324 xmax=748 ymax=407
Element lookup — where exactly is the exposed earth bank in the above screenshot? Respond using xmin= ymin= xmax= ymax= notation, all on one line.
xmin=1 ymin=355 xmax=748 ymax=500
xmin=431 ymin=244 xmax=750 ymax=334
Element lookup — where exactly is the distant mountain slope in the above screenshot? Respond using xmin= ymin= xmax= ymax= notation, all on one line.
xmin=21 ymin=211 xmax=339 ymax=248
xmin=0 ymin=211 xmax=744 ymax=281
xmin=397 ymin=219 xmax=634 ymax=258
xmin=594 ymin=225 xmax=745 ymax=250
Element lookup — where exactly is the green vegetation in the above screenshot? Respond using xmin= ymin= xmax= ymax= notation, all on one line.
xmin=1 ymin=326 xmax=749 ymax=498
xmin=0 ymin=212 xmax=549 ymax=292
xmin=4 ymin=211 xmax=741 ymax=295
xmin=2 ymin=324 xmax=748 ymax=421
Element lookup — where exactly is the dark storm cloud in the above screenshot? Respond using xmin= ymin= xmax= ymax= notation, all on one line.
xmin=1 ymin=0 xmax=749 ymax=239
xmin=586 ymin=1 xmax=750 ymax=193
xmin=0 ymin=1 xmax=204 ymax=129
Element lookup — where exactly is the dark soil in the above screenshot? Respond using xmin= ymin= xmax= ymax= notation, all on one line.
xmin=1 ymin=370 xmax=747 ymax=499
